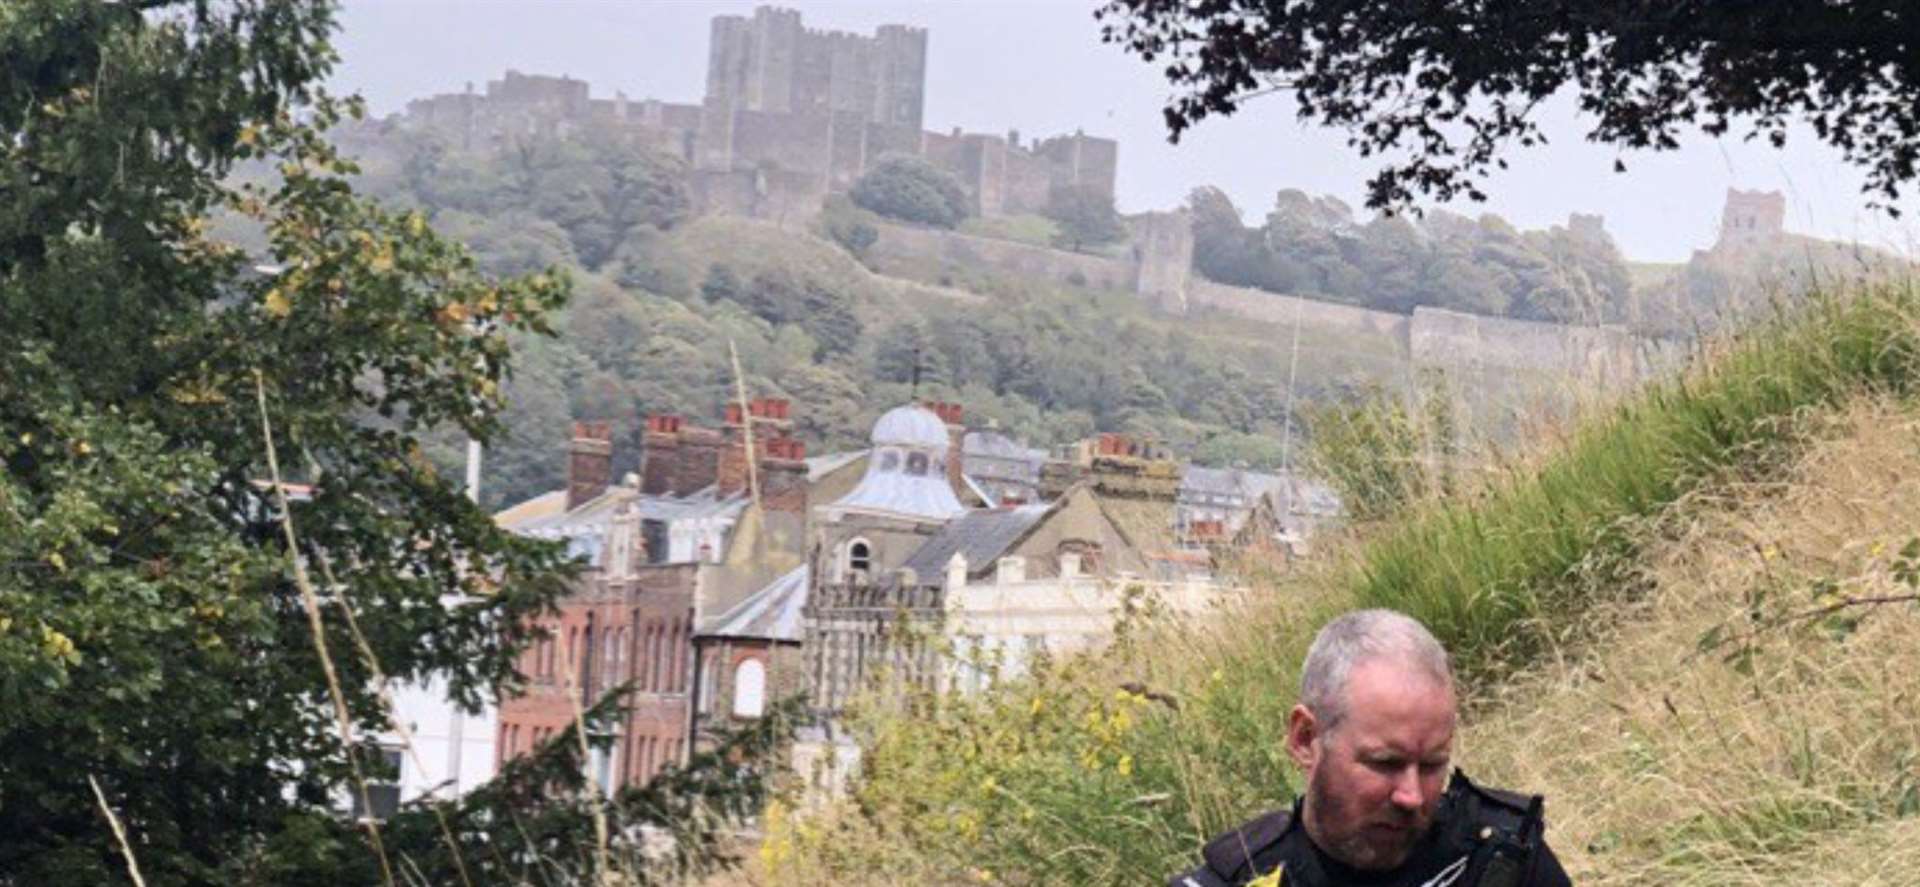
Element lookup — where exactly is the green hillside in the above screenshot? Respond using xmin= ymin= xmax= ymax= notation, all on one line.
xmin=330 ymin=127 xmax=1459 ymax=508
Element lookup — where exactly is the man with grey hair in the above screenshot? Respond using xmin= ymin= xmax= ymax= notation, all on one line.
xmin=1169 ymin=609 xmax=1572 ymax=886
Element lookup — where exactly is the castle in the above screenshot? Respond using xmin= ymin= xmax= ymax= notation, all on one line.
xmin=397 ymin=6 xmax=1117 ymax=221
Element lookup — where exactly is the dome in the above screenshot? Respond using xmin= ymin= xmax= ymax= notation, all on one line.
xmin=870 ymin=404 xmax=951 ymax=450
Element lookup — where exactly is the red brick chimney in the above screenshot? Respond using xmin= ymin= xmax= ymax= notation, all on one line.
xmin=718 ymin=398 xmax=795 ymax=498
xmin=674 ymin=425 xmax=724 ymax=496
xmin=639 ymin=414 xmax=684 ymax=496
xmin=566 ymin=421 xmax=613 ymax=510
xmin=922 ymin=400 xmax=968 ymax=502
xmin=760 ymin=436 xmax=809 ymax=514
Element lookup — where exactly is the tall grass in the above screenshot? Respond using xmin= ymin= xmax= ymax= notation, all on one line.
xmin=1359 ymin=286 xmax=1920 ymax=676
xmin=1463 ymin=398 xmax=1920 ymax=884
xmin=773 ymin=283 xmax=1920 ymax=885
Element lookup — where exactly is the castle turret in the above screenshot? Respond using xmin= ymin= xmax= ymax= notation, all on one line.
xmin=1717 ymin=188 xmax=1786 ymax=246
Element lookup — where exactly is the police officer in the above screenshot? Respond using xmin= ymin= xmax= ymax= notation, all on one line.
xmin=1170 ymin=610 xmax=1573 ymax=886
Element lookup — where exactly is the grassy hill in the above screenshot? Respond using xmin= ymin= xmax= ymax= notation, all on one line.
xmin=1468 ymin=398 xmax=1920 ymax=884
xmin=762 ymin=283 xmax=1920 ymax=885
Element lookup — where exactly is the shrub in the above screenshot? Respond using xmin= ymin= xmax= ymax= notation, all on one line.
xmin=850 ymin=154 xmax=971 ymax=228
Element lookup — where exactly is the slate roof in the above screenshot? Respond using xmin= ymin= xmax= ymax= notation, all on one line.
xmin=494 ymin=485 xmax=748 ymax=567
xmin=962 ymin=430 xmax=1048 ymax=463
xmin=1179 ymin=465 xmax=1286 ymax=502
xmin=1265 ymin=476 xmax=1343 ymax=516
xmin=699 ymin=565 xmax=808 ymax=643
xmin=508 ymin=487 xmax=745 ymax=536
xmin=899 ymin=504 xmax=1053 ymax=581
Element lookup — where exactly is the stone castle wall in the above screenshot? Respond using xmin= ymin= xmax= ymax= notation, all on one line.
xmin=1186 ymin=279 xmax=1414 ymax=344
xmin=864 ymin=219 xmax=1650 ymax=389
xmin=1408 ymin=307 xmax=1641 ymax=383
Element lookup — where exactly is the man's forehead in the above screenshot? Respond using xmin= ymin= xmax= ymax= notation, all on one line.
xmin=1335 ymin=659 xmax=1456 ymax=742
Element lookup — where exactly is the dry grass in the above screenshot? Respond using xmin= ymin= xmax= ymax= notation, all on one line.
xmin=1464 ymin=397 xmax=1920 ymax=885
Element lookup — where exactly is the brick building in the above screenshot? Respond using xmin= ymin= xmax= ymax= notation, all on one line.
xmin=494 ymin=400 xmax=813 ymax=789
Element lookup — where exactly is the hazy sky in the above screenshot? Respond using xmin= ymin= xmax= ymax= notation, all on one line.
xmin=331 ymin=1 xmax=1920 ymax=263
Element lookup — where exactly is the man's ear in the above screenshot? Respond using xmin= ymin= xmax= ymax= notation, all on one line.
xmin=1286 ymin=703 xmax=1319 ymax=770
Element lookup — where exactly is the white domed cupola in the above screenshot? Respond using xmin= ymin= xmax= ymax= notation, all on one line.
xmin=832 ymin=404 xmax=965 ymax=521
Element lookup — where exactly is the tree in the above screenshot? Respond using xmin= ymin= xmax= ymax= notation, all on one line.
xmin=1097 ymin=1 xmax=1920 ymax=211
xmin=1187 ymin=186 xmax=1268 ymax=289
xmin=1044 ymin=184 xmax=1125 ymax=252
xmin=873 ymin=320 xmax=951 ymax=390
xmin=0 ymin=2 xmax=571 ymax=882
xmin=849 ymin=154 xmax=971 ymax=228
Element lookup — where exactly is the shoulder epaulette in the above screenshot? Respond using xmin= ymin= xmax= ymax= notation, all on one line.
xmin=1451 ymin=770 xmax=1545 ymax=843
xmin=1447 ymin=771 xmax=1548 ymax=887
xmin=1200 ymin=809 xmax=1292 ymax=882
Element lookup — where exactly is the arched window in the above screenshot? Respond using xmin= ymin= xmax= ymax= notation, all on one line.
xmin=581 ymin=621 xmax=595 ymax=691
xmin=566 ymin=628 xmax=578 ymax=686
xmin=652 ymin=623 xmax=667 ymax=693
xmin=674 ymin=620 xmax=688 ymax=692
xmin=732 ymin=659 xmax=767 ymax=718
xmin=847 ymin=539 xmax=872 ymax=579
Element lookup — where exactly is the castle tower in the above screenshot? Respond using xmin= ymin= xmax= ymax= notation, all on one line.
xmin=871 ymin=24 xmax=928 ymax=130
xmin=1131 ymin=210 xmax=1196 ymax=314
xmin=703 ymin=7 xmax=923 ymax=127
xmin=1717 ymin=188 xmax=1786 ymax=246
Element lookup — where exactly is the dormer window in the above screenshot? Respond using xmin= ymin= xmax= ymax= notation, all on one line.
xmin=847 ymin=539 xmax=872 ymax=579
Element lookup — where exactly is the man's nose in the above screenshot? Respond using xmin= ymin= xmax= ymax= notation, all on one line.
xmin=1389 ymin=768 xmax=1426 ymax=811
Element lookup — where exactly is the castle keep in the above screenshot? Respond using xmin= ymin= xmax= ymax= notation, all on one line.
xmin=398 ymin=6 xmax=1117 ymax=221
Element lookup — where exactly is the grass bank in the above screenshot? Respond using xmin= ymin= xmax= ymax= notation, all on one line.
xmin=770 ymin=283 xmax=1920 ymax=885
xmin=1466 ymin=398 xmax=1920 ymax=884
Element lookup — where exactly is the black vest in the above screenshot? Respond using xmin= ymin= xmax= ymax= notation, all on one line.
xmin=1168 ymin=771 xmax=1546 ymax=887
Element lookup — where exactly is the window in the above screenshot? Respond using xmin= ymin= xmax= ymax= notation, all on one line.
xmin=353 ymin=747 xmax=403 ymax=821
xmin=906 ymin=451 xmax=929 ymax=476
xmin=674 ymin=620 xmax=689 ymax=692
xmin=700 ymin=650 xmax=719 ymax=714
xmin=604 ymin=629 xmax=621 ymax=692
xmin=878 ymin=449 xmax=901 ymax=472
xmin=642 ymin=519 xmax=668 ymax=564
xmin=651 ymin=623 xmax=667 ymax=693
xmin=581 ymin=623 xmax=595 ymax=693
xmin=847 ymin=539 xmax=872 ymax=578
xmin=589 ymin=741 xmax=618 ymax=797
xmin=732 ymin=659 xmax=767 ymax=718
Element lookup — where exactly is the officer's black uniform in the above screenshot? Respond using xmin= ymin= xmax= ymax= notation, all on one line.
xmin=1168 ymin=771 xmax=1572 ymax=887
